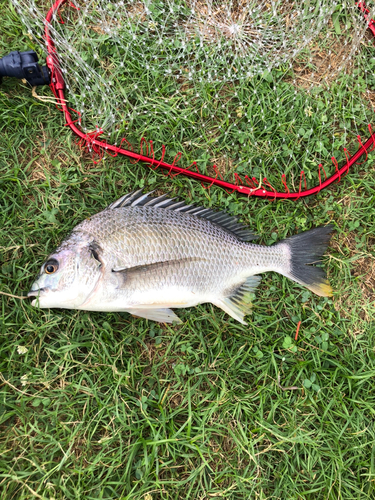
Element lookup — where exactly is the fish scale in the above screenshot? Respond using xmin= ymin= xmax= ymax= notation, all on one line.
xmin=28 ymin=190 xmax=334 ymax=324
xmin=77 ymin=208 xmax=253 ymax=291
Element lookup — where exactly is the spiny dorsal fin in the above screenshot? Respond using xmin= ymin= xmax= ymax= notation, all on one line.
xmin=107 ymin=190 xmax=258 ymax=242
xmin=215 ymin=275 xmax=261 ymax=324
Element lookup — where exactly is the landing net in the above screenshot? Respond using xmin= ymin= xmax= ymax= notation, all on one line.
xmin=11 ymin=0 xmax=375 ymax=198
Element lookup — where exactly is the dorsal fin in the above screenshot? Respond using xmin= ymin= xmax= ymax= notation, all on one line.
xmin=106 ymin=190 xmax=258 ymax=242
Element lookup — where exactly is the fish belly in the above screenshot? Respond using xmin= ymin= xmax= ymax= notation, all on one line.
xmin=79 ymin=285 xmax=206 ymax=312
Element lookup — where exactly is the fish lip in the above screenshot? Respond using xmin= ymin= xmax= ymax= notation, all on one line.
xmin=28 ymin=288 xmax=48 ymax=307
xmin=27 ymin=288 xmax=46 ymax=298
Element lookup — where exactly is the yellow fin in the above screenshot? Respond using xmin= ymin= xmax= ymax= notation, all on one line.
xmin=279 ymin=224 xmax=334 ymax=297
xmin=214 ymin=275 xmax=261 ymax=324
xmin=308 ymin=281 xmax=333 ymax=297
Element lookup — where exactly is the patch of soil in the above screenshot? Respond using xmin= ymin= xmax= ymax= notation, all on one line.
xmin=25 ymin=137 xmax=70 ymax=186
xmin=185 ymin=0 xmax=262 ymax=44
xmin=289 ymin=29 xmax=359 ymax=89
xmin=208 ymin=155 xmax=235 ymax=179
xmin=168 ymin=392 xmax=183 ymax=409
xmin=126 ymin=1 xmax=148 ymax=22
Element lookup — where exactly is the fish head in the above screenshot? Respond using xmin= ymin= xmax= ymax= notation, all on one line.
xmin=28 ymin=236 xmax=103 ymax=309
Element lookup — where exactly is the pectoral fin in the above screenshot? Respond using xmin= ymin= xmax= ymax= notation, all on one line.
xmin=214 ymin=275 xmax=261 ymax=325
xmin=112 ymin=257 xmax=204 ymax=288
xmin=127 ymin=307 xmax=182 ymax=324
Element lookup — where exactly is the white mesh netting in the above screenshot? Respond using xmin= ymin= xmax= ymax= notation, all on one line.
xmin=11 ymin=0 xmax=375 ymax=190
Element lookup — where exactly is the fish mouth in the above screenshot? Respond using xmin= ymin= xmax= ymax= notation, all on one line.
xmin=27 ymin=288 xmax=46 ymax=306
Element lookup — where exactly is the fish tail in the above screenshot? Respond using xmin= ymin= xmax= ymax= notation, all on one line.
xmin=279 ymin=225 xmax=334 ymax=296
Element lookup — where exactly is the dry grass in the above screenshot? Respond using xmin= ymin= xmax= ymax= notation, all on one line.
xmin=290 ymin=30 xmax=359 ymax=88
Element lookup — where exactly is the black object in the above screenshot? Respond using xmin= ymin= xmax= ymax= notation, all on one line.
xmin=0 ymin=50 xmax=50 ymax=86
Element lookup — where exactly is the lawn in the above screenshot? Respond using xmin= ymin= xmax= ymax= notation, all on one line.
xmin=1 ymin=1 xmax=375 ymax=499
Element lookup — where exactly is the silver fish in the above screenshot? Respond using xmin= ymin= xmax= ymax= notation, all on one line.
xmin=28 ymin=190 xmax=333 ymax=324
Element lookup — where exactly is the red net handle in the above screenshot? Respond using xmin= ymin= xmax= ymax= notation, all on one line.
xmin=44 ymin=0 xmax=375 ymax=199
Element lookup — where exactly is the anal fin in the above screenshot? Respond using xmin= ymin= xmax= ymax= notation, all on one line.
xmin=127 ymin=307 xmax=182 ymax=324
xmin=214 ymin=275 xmax=261 ymax=325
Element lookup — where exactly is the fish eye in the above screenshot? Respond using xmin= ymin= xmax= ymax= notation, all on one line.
xmin=44 ymin=259 xmax=59 ymax=274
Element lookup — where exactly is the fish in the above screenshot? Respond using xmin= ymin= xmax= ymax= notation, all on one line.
xmin=28 ymin=190 xmax=334 ymax=325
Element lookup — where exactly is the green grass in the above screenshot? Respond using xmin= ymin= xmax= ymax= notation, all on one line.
xmin=1 ymin=1 xmax=375 ymax=498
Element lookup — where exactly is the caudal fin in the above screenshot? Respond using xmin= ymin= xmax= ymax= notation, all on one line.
xmin=280 ymin=225 xmax=334 ymax=296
